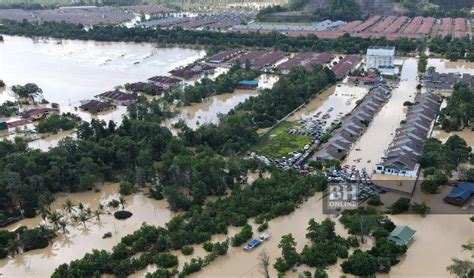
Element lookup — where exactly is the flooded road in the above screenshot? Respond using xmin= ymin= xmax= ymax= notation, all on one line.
xmin=0 ymin=183 xmax=174 ymax=277
xmin=344 ymin=58 xmax=418 ymax=173
xmin=0 ymin=35 xmax=205 ymax=149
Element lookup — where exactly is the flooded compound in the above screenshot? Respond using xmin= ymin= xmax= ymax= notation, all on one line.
xmin=164 ymin=74 xmax=278 ymax=132
xmin=433 ymin=129 xmax=474 ymax=147
xmin=344 ymin=58 xmax=418 ymax=173
xmin=164 ymin=89 xmax=260 ymax=131
xmin=0 ymin=35 xmax=205 ymax=149
xmin=0 ymin=183 xmax=174 ymax=277
xmin=427 ymin=58 xmax=474 ymax=74
xmin=288 ymin=83 xmax=368 ymax=123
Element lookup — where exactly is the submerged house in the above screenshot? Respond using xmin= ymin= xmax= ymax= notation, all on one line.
xmin=444 ymin=182 xmax=474 ymax=206
xmin=388 ymin=225 xmax=416 ymax=246
xmin=314 ymin=85 xmax=392 ymax=161
xmin=96 ymin=90 xmax=138 ymax=106
xmin=375 ymin=93 xmax=441 ymax=177
xmin=237 ymin=80 xmax=258 ymax=89
xmin=147 ymin=76 xmax=182 ymax=89
xmin=207 ymin=48 xmax=244 ymax=64
xmin=21 ymin=108 xmax=54 ymax=120
xmin=169 ymin=63 xmax=215 ymax=79
xmin=79 ymin=100 xmax=115 ymax=113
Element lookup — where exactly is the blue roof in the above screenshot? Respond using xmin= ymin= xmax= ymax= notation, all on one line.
xmin=248 ymin=239 xmax=261 ymax=247
xmin=447 ymin=182 xmax=474 ymax=201
xmin=238 ymin=80 xmax=258 ymax=85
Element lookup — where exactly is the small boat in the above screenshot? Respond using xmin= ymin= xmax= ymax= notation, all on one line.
xmin=243 ymin=239 xmax=262 ymax=251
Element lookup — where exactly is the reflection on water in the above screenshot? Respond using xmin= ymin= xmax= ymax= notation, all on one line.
xmin=344 ymin=58 xmax=418 ymax=173
xmin=164 ymin=89 xmax=260 ymax=132
xmin=0 ymin=183 xmax=174 ymax=277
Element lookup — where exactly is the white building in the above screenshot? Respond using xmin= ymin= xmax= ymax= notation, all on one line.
xmin=366 ymin=46 xmax=395 ymax=75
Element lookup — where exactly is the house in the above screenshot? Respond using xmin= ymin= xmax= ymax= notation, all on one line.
xmin=127 ymin=82 xmax=163 ymax=95
xmin=207 ymin=48 xmax=244 ymax=64
xmin=79 ymin=100 xmax=115 ymax=113
xmin=96 ymin=90 xmax=138 ymax=106
xmin=169 ymin=63 xmax=215 ymax=79
xmin=366 ymin=46 xmax=396 ymax=75
xmin=237 ymin=80 xmax=258 ymax=89
xmin=443 ymin=182 xmax=474 ymax=206
xmin=147 ymin=76 xmax=182 ymax=89
xmin=21 ymin=108 xmax=54 ymax=120
xmin=388 ymin=225 xmax=416 ymax=246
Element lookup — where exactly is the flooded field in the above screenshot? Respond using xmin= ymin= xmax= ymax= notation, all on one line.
xmin=164 ymin=74 xmax=278 ymax=131
xmin=0 ymin=183 xmax=174 ymax=277
xmin=433 ymin=129 xmax=474 ymax=147
xmin=0 ymin=35 xmax=205 ymax=149
xmin=427 ymin=58 xmax=474 ymax=74
xmin=344 ymin=58 xmax=418 ymax=173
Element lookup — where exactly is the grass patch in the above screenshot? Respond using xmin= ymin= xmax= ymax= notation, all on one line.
xmin=254 ymin=121 xmax=310 ymax=159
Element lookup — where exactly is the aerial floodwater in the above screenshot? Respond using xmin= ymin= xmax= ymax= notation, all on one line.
xmin=344 ymin=58 xmax=418 ymax=173
xmin=0 ymin=35 xmax=205 ymax=149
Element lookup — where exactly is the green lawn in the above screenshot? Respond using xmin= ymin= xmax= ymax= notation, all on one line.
xmin=254 ymin=121 xmax=311 ymax=159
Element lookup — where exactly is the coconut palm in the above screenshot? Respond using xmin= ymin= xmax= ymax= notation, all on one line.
xmin=78 ymin=212 xmax=89 ymax=228
xmin=39 ymin=192 xmax=55 ymax=211
xmin=58 ymin=219 xmax=69 ymax=234
xmin=47 ymin=211 xmax=62 ymax=230
xmin=78 ymin=202 xmax=85 ymax=212
xmin=94 ymin=210 xmax=102 ymax=222
xmin=63 ymin=198 xmax=75 ymax=214
xmin=39 ymin=205 xmax=50 ymax=223
xmin=118 ymin=196 xmax=126 ymax=210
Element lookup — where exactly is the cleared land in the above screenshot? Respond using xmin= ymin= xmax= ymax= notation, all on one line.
xmin=254 ymin=121 xmax=310 ymax=159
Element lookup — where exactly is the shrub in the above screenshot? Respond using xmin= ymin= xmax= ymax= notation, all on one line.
xmin=389 ymin=197 xmax=410 ymax=214
xmin=231 ymin=224 xmax=252 ymax=247
xmin=154 ymin=252 xmax=178 ymax=268
xmin=114 ymin=210 xmax=133 ymax=220
xmin=367 ymin=196 xmax=383 ymax=206
xmin=119 ymin=181 xmax=134 ymax=195
xmin=203 ymin=242 xmax=214 ymax=252
xmin=257 ymin=222 xmax=268 ymax=232
xmin=181 ymin=245 xmax=194 ymax=255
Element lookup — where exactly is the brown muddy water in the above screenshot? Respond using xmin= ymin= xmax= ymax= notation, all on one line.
xmin=427 ymin=58 xmax=474 ymax=74
xmin=287 ymin=83 xmax=368 ymax=128
xmin=0 ymin=183 xmax=174 ymax=277
xmin=163 ymin=74 xmax=279 ymax=132
xmin=0 ymin=35 xmax=205 ymax=150
xmin=344 ymin=58 xmax=418 ymax=173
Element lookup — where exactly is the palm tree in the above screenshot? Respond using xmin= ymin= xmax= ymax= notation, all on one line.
xmin=63 ymin=198 xmax=75 ymax=214
xmin=6 ymin=238 xmax=21 ymax=257
xmin=119 ymin=196 xmax=126 ymax=210
xmin=47 ymin=211 xmax=62 ymax=230
xmin=39 ymin=192 xmax=55 ymax=211
xmin=39 ymin=205 xmax=50 ymax=223
xmin=58 ymin=219 xmax=69 ymax=234
xmin=94 ymin=210 xmax=102 ymax=222
xmin=78 ymin=212 xmax=88 ymax=228
xmin=78 ymin=202 xmax=85 ymax=212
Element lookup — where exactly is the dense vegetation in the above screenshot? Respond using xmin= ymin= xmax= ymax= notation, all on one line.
xmin=418 ymin=135 xmax=472 ymax=193
xmin=53 ymin=171 xmax=327 ymax=277
xmin=0 ymin=101 xmax=19 ymax=118
xmin=168 ymin=64 xmax=260 ymax=106
xmin=273 ymin=212 xmax=407 ymax=276
xmin=0 ymin=20 xmax=419 ymax=54
xmin=438 ymin=84 xmax=474 ymax=132
xmin=36 ymin=113 xmax=81 ymax=133
xmin=429 ymin=37 xmax=474 ymax=62
xmin=0 ymin=225 xmax=55 ymax=259
xmin=233 ymin=65 xmax=335 ymax=128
